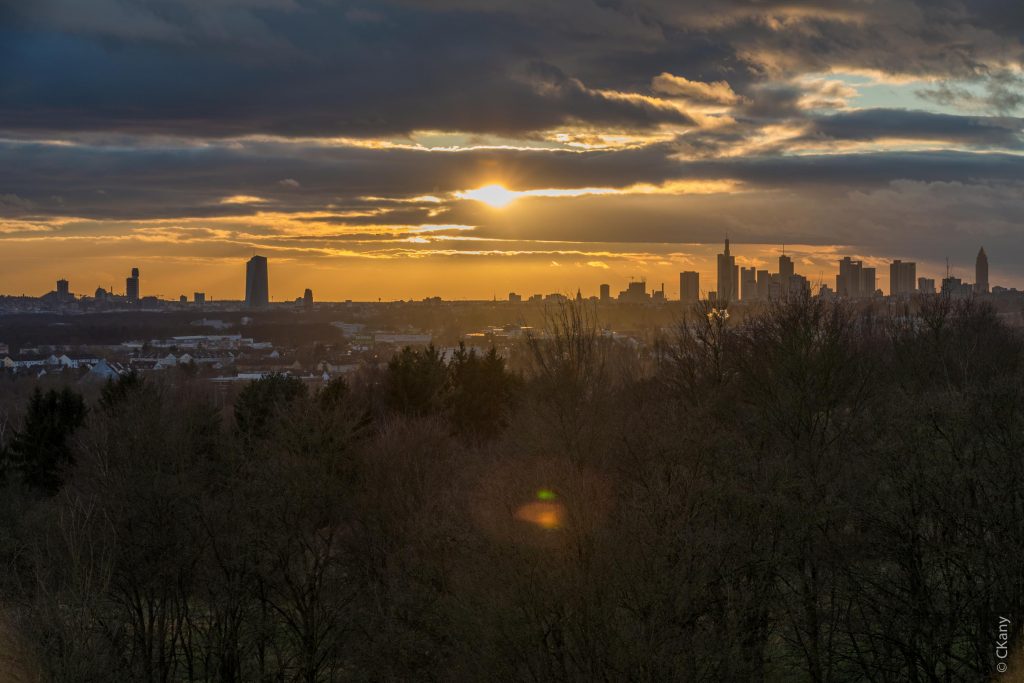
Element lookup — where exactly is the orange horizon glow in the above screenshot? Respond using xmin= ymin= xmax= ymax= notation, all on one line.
xmin=0 ymin=239 xmax=994 ymax=302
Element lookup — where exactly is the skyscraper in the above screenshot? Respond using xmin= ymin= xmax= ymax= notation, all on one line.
xmin=740 ymin=267 xmax=757 ymax=301
xmin=716 ymin=239 xmax=738 ymax=303
xmin=756 ymin=269 xmax=770 ymax=299
xmin=976 ymin=247 xmax=989 ymax=294
xmin=862 ymin=267 xmax=877 ymax=297
xmin=245 ymin=255 xmax=269 ymax=308
xmin=889 ymin=260 xmax=917 ymax=296
xmin=788 ymin=273 xmax=809 ymax=296
xmin=126 ymin=267 xmax=140 ymax=303
xmin=303 ymin=288 xmax=314 ymax=307
xmin=837 ymin=257 xmax=862 ymax=298
xmin=600 ymin=283 xmax=611 ymax=301
xmin=679 ymin=271 xmax=699 ymax=303
xmin=56 ymin=278 xmax=69 ymax=298
xmin=778 ymin=253 xmax=794 ymax=295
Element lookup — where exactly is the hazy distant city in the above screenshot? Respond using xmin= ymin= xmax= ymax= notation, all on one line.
xmin=1 ymin=237 xmax=1020 ymax=390
xmin=5 ymin=239 xmax=1018 ymax=310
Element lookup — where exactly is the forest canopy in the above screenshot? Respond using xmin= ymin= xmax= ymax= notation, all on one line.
xmin=0 ymin=295 xmax=1021 ymax=681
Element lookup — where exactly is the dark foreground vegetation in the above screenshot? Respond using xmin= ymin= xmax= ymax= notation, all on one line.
xmin=0 ymin=296 xmax=1022 ymax=681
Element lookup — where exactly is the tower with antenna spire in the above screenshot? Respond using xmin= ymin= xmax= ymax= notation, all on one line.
xmin=940 ymin=257 xmax=971 ymax=298
xmin=716 ymin=237 xmax=738 ymax=303
xmin=778 ymin=246 xmax=794 ymax=296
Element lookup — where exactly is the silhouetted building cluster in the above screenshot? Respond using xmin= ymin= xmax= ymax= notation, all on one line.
xmin=836 ymin=257 xmax=877 ymax=299
xmin=508 ymin=241 xmax=1004 ymax=308
xmin=745 ymin=253 xmax=808 ymax=302
xmin=618 ymin=280 xmax=650 ymax=303
xmin=941 ymin=276 xmax=973 ymax=299
xmin=12 ymin=244 xmax=1014 ymax=313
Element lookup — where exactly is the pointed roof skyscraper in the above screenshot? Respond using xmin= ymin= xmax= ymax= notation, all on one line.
xmin=976 ymin=247 xmax=989 ymax=294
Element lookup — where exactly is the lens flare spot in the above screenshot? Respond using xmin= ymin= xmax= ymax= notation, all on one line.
xmin=514 ymin=501 xmax=565 ymax=530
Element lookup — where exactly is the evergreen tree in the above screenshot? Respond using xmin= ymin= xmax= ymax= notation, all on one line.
xmin=99 ymin=372 xmax=144 ymax=412
xmin=385 ymin=344 xmax=449 ymax=416
xmin=8 ymin=387 xmax=87 ymax=494
xmin=234 ymin=373 xmax=307 ymax=442
xmin=447 ymin=344 xmax=518 ymax=440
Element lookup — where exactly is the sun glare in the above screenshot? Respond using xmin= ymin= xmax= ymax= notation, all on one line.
xmin=460 ymin=184 xmax=518 ymax=208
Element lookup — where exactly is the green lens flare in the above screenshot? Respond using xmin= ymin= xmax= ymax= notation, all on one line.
xmin=536 ymin=489 xmax=556 ymax=501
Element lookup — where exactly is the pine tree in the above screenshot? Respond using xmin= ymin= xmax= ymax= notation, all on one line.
xmin=8 ymin=386 xmax=87 ymax=494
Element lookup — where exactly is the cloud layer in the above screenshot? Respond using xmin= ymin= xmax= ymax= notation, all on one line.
xmin=1 ymin=0 xmax=1023 ymax=297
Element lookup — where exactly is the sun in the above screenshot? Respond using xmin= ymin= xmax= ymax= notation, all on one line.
xmin=459 ymin=184 xmax=519 ymax=208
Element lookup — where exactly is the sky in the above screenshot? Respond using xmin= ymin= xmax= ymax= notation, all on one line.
xmin=1 ymin=0 xmax=1023 ymax=301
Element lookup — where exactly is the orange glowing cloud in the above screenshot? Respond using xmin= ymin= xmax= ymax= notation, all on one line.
xmin=651 ymin=73 xmax=742 ymax=106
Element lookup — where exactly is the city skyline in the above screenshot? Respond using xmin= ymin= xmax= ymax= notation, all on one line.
xmin=15 ymin=242 xmax=1012 ymax=304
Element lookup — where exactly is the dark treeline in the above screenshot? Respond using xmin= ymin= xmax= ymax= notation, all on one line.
xmin=0 ymin=295 xmax=1022 ymax=681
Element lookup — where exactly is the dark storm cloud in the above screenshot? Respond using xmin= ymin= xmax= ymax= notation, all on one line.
xmin=2 ymin=1 xmax=1023 ymax=138
xmin=2 ymin=134 xmax=1024 ymax=222
xmin=397 ymin=0 xmax=1024 ymax=84
xmin=675 ymin=151 xmax=1024 ymax=188
xmin=0 ymin=2 xmax=694 ymax=138
xmin=0 ymin=139 xmax=682 ymax=219
xmin=735 ymin=85 xmax=806 ymax=121
xmin=800 ymin=110 xmax=1024 ymax=148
